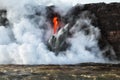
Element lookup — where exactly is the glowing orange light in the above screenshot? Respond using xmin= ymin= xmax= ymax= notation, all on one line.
xmin=53 ymin=16 xmax=59 ymax=34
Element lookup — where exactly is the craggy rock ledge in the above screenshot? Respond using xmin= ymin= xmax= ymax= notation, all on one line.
xmin=84 ymin=3 xmax=120 ymax=59
xmin=0 ymin=63 xmax=120 ymax=80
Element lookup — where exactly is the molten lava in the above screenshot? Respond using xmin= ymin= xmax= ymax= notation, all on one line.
xmin=53 ymin=16 xmax=59 ymax=34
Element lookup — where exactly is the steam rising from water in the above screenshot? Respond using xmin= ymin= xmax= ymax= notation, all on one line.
xmin=0 ymin=0 xmax=110 ymax=64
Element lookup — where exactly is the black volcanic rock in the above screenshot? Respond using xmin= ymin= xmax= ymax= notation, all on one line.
xmin=84 ymin=3 xmax=120 ymax=60
xmin=0 ymin=10 xmax=9 ymax=26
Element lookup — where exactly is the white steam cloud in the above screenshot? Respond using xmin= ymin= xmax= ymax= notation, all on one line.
xmin=0 ymin=0 xmax=115 ymax=64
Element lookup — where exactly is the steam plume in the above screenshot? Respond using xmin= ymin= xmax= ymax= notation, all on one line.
xmin=0 ymin=0 xmax=117 ymax=64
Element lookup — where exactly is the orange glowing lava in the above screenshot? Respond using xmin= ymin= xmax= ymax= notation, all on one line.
xmin=53 ymin=16 xmax=59 ymax=34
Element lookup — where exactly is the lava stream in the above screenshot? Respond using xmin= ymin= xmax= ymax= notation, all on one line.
xmin=53 ymin=16 xmax=59 ymax=34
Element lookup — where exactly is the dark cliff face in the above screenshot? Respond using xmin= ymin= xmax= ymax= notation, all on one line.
xmin=63 ymin=3 xmax=120 ymax=60
xmin=84 ymin=3 xmax=120 ymax=60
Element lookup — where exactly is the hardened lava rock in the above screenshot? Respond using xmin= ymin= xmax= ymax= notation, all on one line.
xmin=0 ymin=10 xmax=9 ymax=26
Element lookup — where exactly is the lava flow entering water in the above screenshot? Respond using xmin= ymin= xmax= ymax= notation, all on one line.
xmin=53 ymin=16 xmax=59 ymax=34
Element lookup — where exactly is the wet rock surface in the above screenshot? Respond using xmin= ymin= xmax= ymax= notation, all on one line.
xmin=0 ymin=63 xmax=120 ymax=80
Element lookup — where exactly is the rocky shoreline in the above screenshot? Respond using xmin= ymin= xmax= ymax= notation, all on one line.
xmin=0 ymin=63 xmax=119 ymax=80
